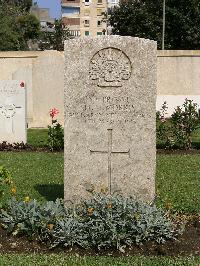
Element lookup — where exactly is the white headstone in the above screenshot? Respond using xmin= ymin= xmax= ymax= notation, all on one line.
xmin=0 ymin=80 xmax=27 ymax=143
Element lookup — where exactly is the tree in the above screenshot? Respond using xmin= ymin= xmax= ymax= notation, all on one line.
xmin=0 ymin=15 xmax=21 ymax=51
xmin=0 ymin=1 xmax=40 ymax=51
xmin=109 ymin=0 xmax=200 ymax=49
xmin=6 ymin=0 xmax=32 ymax=11
xmin=17 ymin=14 xmax=40 ymax=41
xmin=38 ymin=20 xmax=70 ymax=51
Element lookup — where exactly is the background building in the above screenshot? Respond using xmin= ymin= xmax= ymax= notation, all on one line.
xmin=30 ymin=3 xmax=55 ymax=32
xmin=107 ymin=0 xmax=119 ymax=10
xmin=80 ymin=0 xmax=107 ymax=37
xmin=61 ymin=0 xmax=107 ymax=37
xmin=61 ymin=0 xmax=81 ymax=37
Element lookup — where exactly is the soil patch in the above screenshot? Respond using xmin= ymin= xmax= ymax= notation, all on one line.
xmin=1 ymin=142 xmax=200 ymax=155
xmin=0 ymin=142 xmax=60 ymax=153
xmin=0 ymin=218 xmax=199 ymax=257
xmin=157 ymin=149 xmax=200 ymax=155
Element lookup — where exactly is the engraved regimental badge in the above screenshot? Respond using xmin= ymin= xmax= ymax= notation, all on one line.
xmin=89 ymin=48 xmax=132 ymax=87
xmin=0 ymin=104 xmax=21 ymax=118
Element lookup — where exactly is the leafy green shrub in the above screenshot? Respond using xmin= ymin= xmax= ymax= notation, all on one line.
xmin=0 ymin=166 xmax=15 ymax=208
xmin=156 ymin=102 xmax=174 ymax=148
xmin=171 ymin=99 xmax=199 ymax=149
xmin=0 ymin=198 xmax=65 ymax=241
xmin=156 ymin=99 xmax=200 ymax=149
xmin=48 ymin=122 xmax=64 ymax=151
xmin=48 ymin=108 xmax=64 ymax=151
xmin=52 ymin=194 xmax=177 ymax=250
xmin=0 ymin=194 xmax=179 ymax=251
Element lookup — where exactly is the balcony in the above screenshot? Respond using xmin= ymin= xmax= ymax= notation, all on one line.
xmin=62 ymin=17 xmax=80 ymax=26
xmin=69 ymin=30 xmax=80 ymax=37
xmin=62 ymin=0 xmax=80 ymax=8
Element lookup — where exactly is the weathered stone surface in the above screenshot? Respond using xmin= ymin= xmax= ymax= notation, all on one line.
xmin=0 ymin=80 xmax=26 ymax=143
xmin=64 ymin=36 xmax=157 ymax=204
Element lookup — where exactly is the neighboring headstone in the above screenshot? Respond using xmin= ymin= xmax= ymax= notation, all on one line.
xmin=0 ymin=80 xmax=26 ymax=143
xmin=12 ymin=66 xmax=33 ymax=126
xmin=64 ymin=36 xmax=157 ymax=204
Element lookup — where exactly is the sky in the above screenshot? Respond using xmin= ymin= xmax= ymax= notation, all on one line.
xmin=34 ymin=0 xmax=61 ymax=19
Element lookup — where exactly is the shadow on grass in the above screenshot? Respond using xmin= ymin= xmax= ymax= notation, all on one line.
xmin=35 ymin=184 xmax=64 ymax=201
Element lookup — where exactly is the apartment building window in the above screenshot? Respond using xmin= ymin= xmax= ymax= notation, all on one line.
xmin=85 ymin=0 xmax=90 ymax=5
xmin=97 ymin=0 xmax=103 ymax=4
xmin=97 ymin=20 xmax=102 ymax=27
xmin=97 ymin=8 xmax=103 ymax=16
xmin=97 ymin=32 xmax=102 ymax=35
xmin=85 ymin=31 xmax=90 ymax=36
xmin=84 ymin=20 xmax=90 ymax=27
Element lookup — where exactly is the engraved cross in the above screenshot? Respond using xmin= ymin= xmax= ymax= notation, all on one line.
xmin=0 ymin=104 xmax=22 ymax=133
xmin=90 ymin=129 xmax=130 ymax=194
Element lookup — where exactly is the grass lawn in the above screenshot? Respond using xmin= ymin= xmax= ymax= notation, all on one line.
xmin=0 ymin=129 xmax=199 ymax=213
xmin=0 ymin=152 xmax=199 ymax=213
xmin=0 ymin=151 xmax=63 ymax=203
xmin=156 ymin=154 xmax=200 ymax=213
xmin=27 ymin=129 xmax=48 ymax=148
xmin=0 ymin=255 xmax=199 ymax=266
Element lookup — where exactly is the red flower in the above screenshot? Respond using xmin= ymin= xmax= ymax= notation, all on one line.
xmin=50 ymin=108 xmax=59 ymax=118
xmin=160 ymin=116 xmax=166 ymax=123
xmin=20 ymin=81 xmax=25 ymax=88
